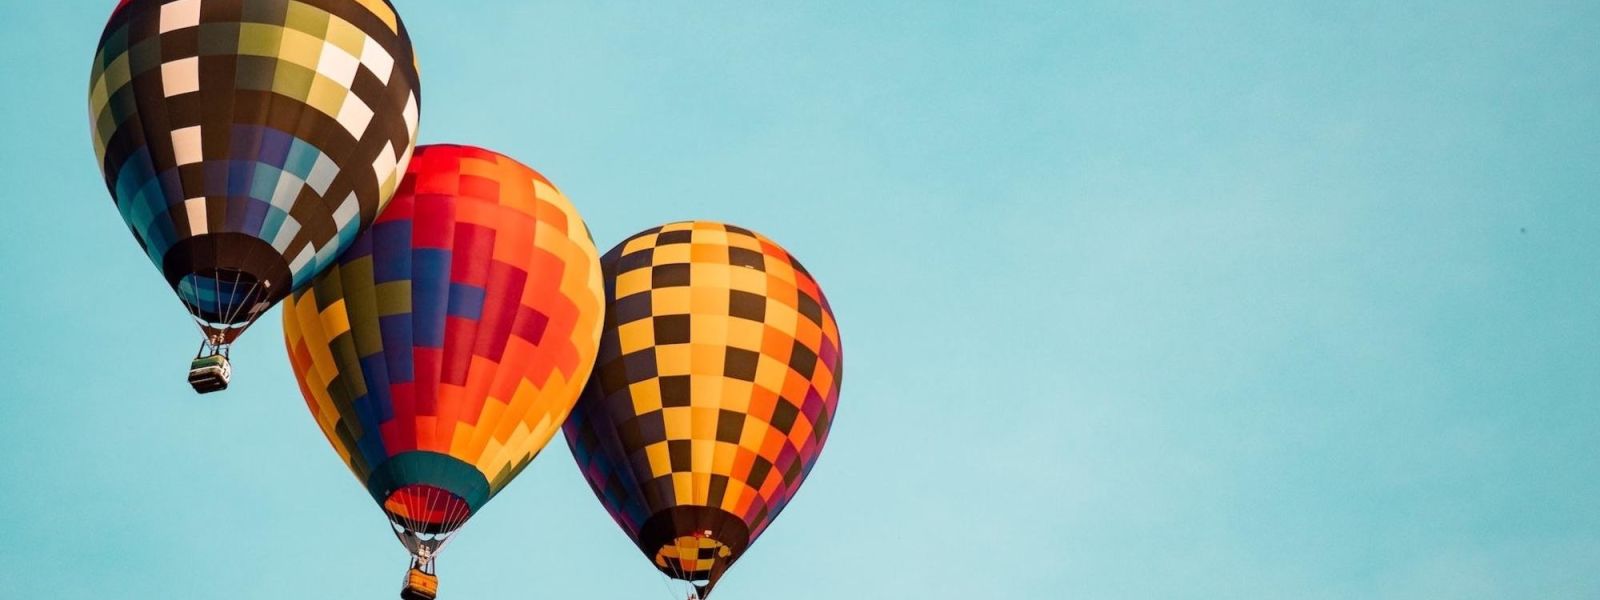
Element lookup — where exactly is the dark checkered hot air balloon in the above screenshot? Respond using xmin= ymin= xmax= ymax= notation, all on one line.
xmin=88 ymin=0 xmax=421 ymax=392
xmin=564 ymin=221 xmax=844 ymax=599
xmin=283 ymin=145 xmax=605 ymax=600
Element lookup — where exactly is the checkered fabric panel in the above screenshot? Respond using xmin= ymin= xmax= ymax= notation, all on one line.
xmin=283 ymin=145 xmax=604 ymax=528
xmin=564 ymin=221 xmax=844 ymax=575
xmin=89 ymin=0 xmax=420 ymax=336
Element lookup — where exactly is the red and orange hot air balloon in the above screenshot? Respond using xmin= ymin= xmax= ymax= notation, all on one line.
xmin=284 ymin=145 xmax=603 ymax=599
xmin=564 ymin=221 xmax=844 ymax=599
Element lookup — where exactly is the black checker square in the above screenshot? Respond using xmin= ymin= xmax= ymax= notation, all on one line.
xmin=782 ymin=457 xmax=803 ymax=484
xmin=656 ymin=230 xmax=693 ymax=245
xmin=598 ymin=357 xmax=631 ymax=395
xmin=728 ymin=247 xmax=765 ymax=271
xmin=642 ymin=480 xmax=666 ymax=507
xmin=770 ymin=399 xmax=800 ymax=432
xmin=652 ymin=263 xmax=691 ymax=287
xmin=619 ymin=413 xmax=648 ymax=449
xmin=747 ymin=456 xmax=773 ymax=489
xmin=728 ymin=290 xmax=766 ymax=322
xmin=715 ymin=410 xmax=746 ymax=443
xmin=812 ymin=408 xmax=832 ymax=441
xmin=724 ymin=347 xmax=759 ymax=381
xmin=707 ymin=474 xmax=730 ymax=506
xmin=621 ymin=348 xmax=659 ymax=381
xmin=796 ymin=292 xmax=823 ymax=325
xmin=667 ymin=440 xmax=693 ymax=472
xmin=616 ymin=248 xmax=655 ymax=273
xmin=659 ymin=375 xmax=692 ymax=407
xmin=788 ymin=340 xmax=818 ymax=378
xmin=653 ymin=314 xmax=692 ymax=344
xmin=622 ymin=410 xmax=666 ymax=449
xmin=611 ymin=291 xmax=655 ymax=324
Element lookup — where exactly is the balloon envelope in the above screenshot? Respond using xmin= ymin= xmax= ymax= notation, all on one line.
xmin=564 ymin=221 xmax=844 ymax=597
xmin=90 ymin=0 xmax=421 ymax=343
xmin=283 ymin=144 xmax=603 ymax=560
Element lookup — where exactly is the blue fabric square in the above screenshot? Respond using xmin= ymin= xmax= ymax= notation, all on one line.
xmin=410 ymin=249 xmax=451 ymax=348
xmin=447 ymin=283 xmax=486 ymax=321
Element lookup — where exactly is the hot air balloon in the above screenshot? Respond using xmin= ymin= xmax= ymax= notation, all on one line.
xmin=564 ymin=221 xmax=844 ymax=599
xmin=283 ymin=145 xmax=603 ymax=600
xmin=89 ymin=0 xmax=422 ymax=392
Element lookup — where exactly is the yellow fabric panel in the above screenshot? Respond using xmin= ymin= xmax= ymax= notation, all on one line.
xmin=738 ymin=417 xmax=770 ymax=451
xmin=236 ymin=23 xmax=284 ymax=57
xmin=286 ymin=2 xmax=330 ymax=35
xmin=304 ymin=72 xmax=349 ymax=120
xmin=653 ymin=243 xmax=691 ymax=265
xmin=690 ymin=280 xmax=729 ymax=316
xmin=671 ymin=472 xmax=695 ymax=505
xmin=292 ymin=296 xmax=338 ymax=382
xmin=322 ymin=15 xmax=367 ymax=57
xmin=719 ymin=379 xmax=753 ymax=413
xmin=724 ymin=318 xmax=762 ymax=349
xmin=690 ymin=440 xmax=716 ymax=475
xmin=374 ymin=281 xmax=410 ymax=315
xmin=690 ymin=408 xmax=719 ymax=440
xmin=651 ymin=287 xmax=692 ymax=316
xmin=645 ymin=442 xmax=672 ymax=478
xmin=448 ymin=420 xmax=478 ymax=459
xmin=103 ymin=54 xmax=131 ymax=97
xmin=629 ymin=380 xmax=663 ymax=415
xmin=689 ymin=375 xmax=721 ymax=410
xmin=318 ymin=299 xmax=351 ymax=338
xmin=662 ymin=407 xmax=693 ymax=439
xmin=688 ymin=344 xmax=724 ymax=378
xmin=690 ymin=263 xmax=732 ymax=294
xmin=655 ymin=344 xmax=691 ymax=377
xmin=353 ymin=0 xmax=399 ymax=33
xmin=691 ymin=471 xmax=711 ymax=505
xmin=276 ymin=27 xmax=325 ymax=71
xmin=763 ymin=257 xmax=798 ymax=286
xmin=489 ymin=378 xmax=538 ymax=448
xmin=691 ymin=228 xmax=729 ymax=247
xmin=614 ymin=268 xmax=653 ymax=298
xmin=464 ymin=396 xmax=509 ymax=462
xmin=765 ymin=298 xmax=800 ymax=336
xmin=622 ymin=233 xmax=659 ymax=255
xmin=724 ymin=231 xmax=763 ymax=251
xmin=616 ymin=319 xmax=655 ymax=354
xmin=753 ymin=354 xmax=788 ymax=395
xmin=712 ymin=442 xmax=738 ymax=476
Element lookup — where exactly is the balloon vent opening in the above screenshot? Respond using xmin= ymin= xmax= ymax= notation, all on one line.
xmin=653 ymin=535 xmax=732 ymax=582
xmin=384 ymin=485 xmax=471 ymax=535
xmin=178 ymin=269 xmax=272 ymax=339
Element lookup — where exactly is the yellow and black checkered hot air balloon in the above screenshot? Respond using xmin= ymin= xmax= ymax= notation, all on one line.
xmin=564 ymin=221 xmax=844 ymax=599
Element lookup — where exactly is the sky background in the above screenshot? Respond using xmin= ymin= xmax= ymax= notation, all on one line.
xmin=1 ymin=1 xmax=1598 ymax=598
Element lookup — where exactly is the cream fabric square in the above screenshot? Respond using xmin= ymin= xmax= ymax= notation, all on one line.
xmin=360 ymin=36 xmax=395 ymax=85
xmin=159 ymin=0 xmax=202 ymax=33
xmin=184 ymin=198 xmax=208 ymax=235
xmin=335 ymin=95 xmax=374 ymax=139
xmin=171 ymin=126 xmax=203 ymax=166
xmin=316 ymin=42 xmax=361 ymax=88
xmin=161 ymin=57 xmax=200 ymax=97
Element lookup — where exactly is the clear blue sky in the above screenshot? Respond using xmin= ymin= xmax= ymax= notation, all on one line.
xmin=2 ymin=1 xmax=1598 ymax=598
